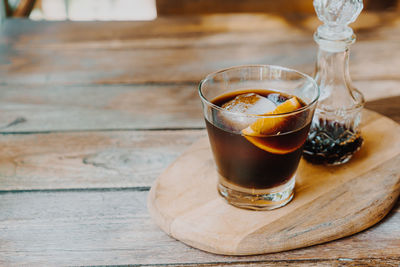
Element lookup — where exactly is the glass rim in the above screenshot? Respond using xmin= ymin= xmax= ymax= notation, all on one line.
xmin=198 ymin=64 xmax=320 ymax=118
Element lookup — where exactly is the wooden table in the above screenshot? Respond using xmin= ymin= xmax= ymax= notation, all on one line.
xmin=0 ymin=12 xmax=399 ymax=266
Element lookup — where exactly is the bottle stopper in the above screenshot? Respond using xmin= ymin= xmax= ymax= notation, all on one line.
xmin=314 ymin=0 xmax=363 ymax=51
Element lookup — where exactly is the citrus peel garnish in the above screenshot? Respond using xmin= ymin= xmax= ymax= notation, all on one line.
xmin=243 ymin=136 xmax=303 ymax=154
xmin=241 ymin=97 xmax=303 ymax=154
xmin=242 ymin=97 xmax=302 ymax=136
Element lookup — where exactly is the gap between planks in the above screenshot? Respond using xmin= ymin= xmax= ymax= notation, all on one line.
xmin=89 ymin=258 xmax=400 ymax=267
xmin=0 ymin=186 xmax=150 ymax=194
xmin=0 ymin=127 xmax=206 ymax=135
xmin=0 ymin=129 xmax=207 ymax=191
xmin=0 ymin=81 xmax=398 ymax=133
xmin=0 ymin=190 xmax=398 ymax=266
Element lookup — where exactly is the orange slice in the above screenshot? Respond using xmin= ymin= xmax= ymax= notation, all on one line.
xmin=243 ymin=136 xmax=303 ymax=154
xmin=242 ymin=97 xmax=302 ymax=136
xmin=241 ymin=97 xmax=303 ymax=154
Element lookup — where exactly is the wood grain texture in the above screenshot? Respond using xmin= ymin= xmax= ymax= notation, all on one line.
xmin=0 ymin=82 xmax=398 ymax=133
xmin=0 ymin=84 xmax=203 ymax=132
xmin=365 ymin=96 xmax=400 ymax=124
xmin=149 ymin=110 xmax=400 ymax=255
xmin=1 ymin=14 xmax=400 ymax=85
xmin=0 ymin=111 xmax=393 ymax=192
xmin=0 ymin=190 xmax=399 ymax=266
xmin=0 ymin=130 xmax=205 ymax=191
xmin=1 ymin=14 xmax=400 ymax=265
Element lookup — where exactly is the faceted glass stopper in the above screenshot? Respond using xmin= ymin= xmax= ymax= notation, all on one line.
xmin=314 ymin=0 xmax=363 ymax=40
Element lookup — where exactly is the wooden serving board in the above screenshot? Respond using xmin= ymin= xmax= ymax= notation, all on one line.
xmin=148 ymin=110 xmax=400 ymax=255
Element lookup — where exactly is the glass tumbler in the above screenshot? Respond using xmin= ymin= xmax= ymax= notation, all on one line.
xmin=199 ymin=65 xmax=319 ymax=210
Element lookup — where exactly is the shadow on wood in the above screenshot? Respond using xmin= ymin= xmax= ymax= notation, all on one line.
xmin=365 ymin=96 xmax=400 ymax=124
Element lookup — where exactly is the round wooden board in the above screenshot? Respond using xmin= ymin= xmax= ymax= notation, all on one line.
xmin=148 ymin=110 xmax=400 ymax=255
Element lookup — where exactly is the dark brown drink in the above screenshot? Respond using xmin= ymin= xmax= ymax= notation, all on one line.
xmin=205 ymin=89 xmax=310 ymax=190
xmin=199 ymin=65 xmax=318 ymax=210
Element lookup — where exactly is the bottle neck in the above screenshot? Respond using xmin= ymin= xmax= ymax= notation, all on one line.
xmin=314 ymin=43 xmax=361 ymax=111
xmin=313 ymin=30 xmax=364 ymax=111
xmin=315 ymin=47 xmax=351 ymax=88
xmin=313 ymin=31 xmax=355 ymax=103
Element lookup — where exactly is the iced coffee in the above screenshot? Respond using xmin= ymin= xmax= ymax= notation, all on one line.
xmin=199 ymin=65 xmax=319 ymax=210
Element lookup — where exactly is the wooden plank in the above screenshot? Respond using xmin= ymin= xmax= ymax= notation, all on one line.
xmin=0 ymin=190 xmax=398 ymax=266
xmin=2 ymin=13 xmax=399 ymax=46
xmin=2 ymin=37 xmax=399 ymax=85
xmin=1 ymin=37 xmax=316 ymax=85
xmin=365 ymin=96 xmax=400 ymax=124
xmin=179 ymin=260 xmax=400 ymax=267
xmin=1 ymin=15 xmax=400 ymax=85
xmin=0 ymin=82 xmax=398 ymax=133
xmin=0 ymin=15 xmax=307 ymax=44
xmin=0 ymin=109 xmax=397 ymax=192
xmin=0 ymin=84 xmax=204 ymax=132
xmin=0 ymin=130 xmax=205 ymax=191
xmin=158 ymin=260 xmax=400 ymax=266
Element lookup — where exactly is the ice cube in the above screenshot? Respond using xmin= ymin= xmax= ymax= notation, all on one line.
xmin=267 ymin=93 xmax=287 ymax=105
xmin=219 ymin=93 xmax=276 ymax=131
xmin=222 ymin=93 xmax=276 ymax=115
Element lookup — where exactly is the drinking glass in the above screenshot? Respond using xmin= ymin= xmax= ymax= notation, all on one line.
xmin=199 ymin=65 xmax=319 ymax=210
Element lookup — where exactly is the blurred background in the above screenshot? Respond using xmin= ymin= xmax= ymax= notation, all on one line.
xmin=3 ymin=0 xmax=400 ymax=21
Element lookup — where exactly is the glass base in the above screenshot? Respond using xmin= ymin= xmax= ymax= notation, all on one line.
xmin=218 ymin=175 xmax=295 ymax=211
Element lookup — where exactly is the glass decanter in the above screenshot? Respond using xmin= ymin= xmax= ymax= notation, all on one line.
xmin=303 ymin=0 xmax=365 ymax=165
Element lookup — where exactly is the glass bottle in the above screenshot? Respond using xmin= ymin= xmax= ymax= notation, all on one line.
xmin=303 ymin=0 xmax=365 ymax=165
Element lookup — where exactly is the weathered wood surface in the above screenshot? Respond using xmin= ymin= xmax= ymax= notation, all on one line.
xmin=0 ymin=130 xmax=205 ymax=191
xmin=1 ymin=35 xmax=398 ymax=84
xmin=0 ymin=84 xmax=204 ymax=132
xmin=0 ymin=14 xmax=399 ymax=133
xmin=0 ymin=82 xmax=398 ymax=132
xmin=0 ymin=13 xmax=399 ymax=266
xmin=0 ymin=191 xmax=399 ymax=266
xmin=1 ymin=13 xmax=400 ymax=86
xmin=0 ymin=110 xmax=395 ymax=192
